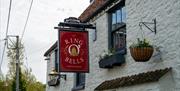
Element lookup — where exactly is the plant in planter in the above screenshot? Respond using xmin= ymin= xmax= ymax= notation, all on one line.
xmin=98 ymin=49 xmax=115 ymax=60
xmin=98 ymin=49 xmax=125 ymax=68
xmin=129 ymin=38 xmax=154 ymax=62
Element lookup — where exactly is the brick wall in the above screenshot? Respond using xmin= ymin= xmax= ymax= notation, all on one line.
xmin=88 ymin=0 xmax=179 ymax=91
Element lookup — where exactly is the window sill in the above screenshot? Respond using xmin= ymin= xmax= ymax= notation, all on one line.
xmin=98 ymin=52 xmax=125 ymax=68
xmin=116 ymin=48 xmax=127 ymax=55
xmin=72 ymin=85 xmax=85 ymax=91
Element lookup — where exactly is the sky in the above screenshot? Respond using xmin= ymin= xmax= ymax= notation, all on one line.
xmin=0 ymin=0 xmax=89 ymax=83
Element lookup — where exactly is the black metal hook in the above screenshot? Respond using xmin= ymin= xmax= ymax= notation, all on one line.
xmin=139 ymin=19 xmax=157 ymax=34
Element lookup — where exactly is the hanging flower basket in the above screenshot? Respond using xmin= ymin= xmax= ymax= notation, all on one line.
xmin=129 ymin=38 xmax=154 ymax=62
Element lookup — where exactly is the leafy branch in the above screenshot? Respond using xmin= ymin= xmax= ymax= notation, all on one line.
xmin=130 ymin=38 xmax=153 ymax=48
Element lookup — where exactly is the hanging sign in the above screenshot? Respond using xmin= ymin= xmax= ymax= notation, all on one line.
xmin=59 ymin=30 xmax=89 ymax=72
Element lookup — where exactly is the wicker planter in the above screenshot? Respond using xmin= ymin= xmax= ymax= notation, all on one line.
xmin=130 ymin=47 xmax=154 ymax=62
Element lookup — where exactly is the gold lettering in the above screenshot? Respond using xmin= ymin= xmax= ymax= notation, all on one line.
xmin=65 ymin=40 xmax=70 ymax=44
xmin=74 ymin=38 xmax=78 ymax=43
xmin=65 ymin=57 xmax=69 ymax=62
xmin=69 ymin=58 xmax=72 ymax=64
xmin=65 ymin=38 xmax=83 ymax=46
xmin=72 ymin=59 xmax=77 ymax=64
xmin=80 ymin=58 xmax=84 ymax=63
xmin=76 ymin=59 xmax=81 ymax=64
xmin=70 ymin=38 xmax=73 ymax=43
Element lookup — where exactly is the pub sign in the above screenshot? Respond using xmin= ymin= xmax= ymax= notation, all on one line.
xmin=59 ymin=30 xmax=89 ymax=72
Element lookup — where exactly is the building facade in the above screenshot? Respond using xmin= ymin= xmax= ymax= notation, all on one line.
xmin=44 ymin=0 xmax=180 ymax=91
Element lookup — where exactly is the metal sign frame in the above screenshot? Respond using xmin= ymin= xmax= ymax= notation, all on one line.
xmin=58 ymin=29 xmax=89 ymax=73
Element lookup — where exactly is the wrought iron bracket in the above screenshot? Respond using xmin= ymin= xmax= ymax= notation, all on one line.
xmin=139 ymin=19 xmax=157 ymax=34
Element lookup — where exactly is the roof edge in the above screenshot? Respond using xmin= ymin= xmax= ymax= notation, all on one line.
xmin=44 ymin=41 xmax=58 ymax=57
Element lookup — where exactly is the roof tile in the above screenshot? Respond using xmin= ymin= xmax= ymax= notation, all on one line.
xmin=78 ymin=0 xmax=107 ymax=22
xmin=95 ymin=68 xmax=172 ymax=90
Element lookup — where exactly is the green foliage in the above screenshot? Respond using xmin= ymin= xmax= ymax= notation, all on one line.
xmin=6 ymin=41 xmax=24 ymax=79
xmin=98 ymin=48 xmax=115 ymax=60
xmin=11 ymin=68 xmax=26 ymax=91
xmin=11 ymin=77 xmax=16 ymax=91
xmin=26 ymin=82 xmax=45 ymax=91
xmin=130 ymin=38 xmax=153 ymax=48
xmin=4 ymin=40 xmax=46 ymax=91
xmin=0 ymin=80 xmax=4 ymax=91
xmin=20 ymin=68 xmax=27 ymax=91
xmin=0 ymin=78 xmax=11 ymax=91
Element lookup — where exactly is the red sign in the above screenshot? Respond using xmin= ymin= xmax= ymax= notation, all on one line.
xmin=59 ymin=30 xmax=89 ymax=72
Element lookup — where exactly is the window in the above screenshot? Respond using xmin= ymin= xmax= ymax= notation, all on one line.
xmin=122 ymin=7 xmax=126 ymax=23
xmin=109 ymin=5 xmax=126 ymax=54
xmin=72 ymin=73 xmax=85 ymax=91
xmin=55 ymin=49 xmax=58 ymax=72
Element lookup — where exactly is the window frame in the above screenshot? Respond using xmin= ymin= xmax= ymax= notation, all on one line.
xmin=108 ymin=4 xmax=126 ymax=55
xmin=72 ymin=73 xmax=85 ymax=91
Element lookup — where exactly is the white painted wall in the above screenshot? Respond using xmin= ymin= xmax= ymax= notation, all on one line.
xmin=126 ymin=0 xmax=180 ymax=90
xmin=46 ymin=51 xmax=61 ymax=91
xmin=46 ymin=0 xmax=180 ymax=91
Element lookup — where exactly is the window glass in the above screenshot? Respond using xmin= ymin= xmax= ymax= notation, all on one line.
xmin=122 ymin=7 xmax=126 ymax=23
xmin=112 ymin=12 xmax=116 ymax=25
xmin=116 ymin=9 xmax=122 ymax=23
xmin=79 ymin=73 xmax=85 ymax=85
xmin=73 ymin=73 xmax=85 ymax=90
xmin=112 ymin=29 xmax=126 ymax=53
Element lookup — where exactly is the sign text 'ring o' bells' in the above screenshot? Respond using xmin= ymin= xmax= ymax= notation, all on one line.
xmin=59 ymin=30 xmax=89 ymax=72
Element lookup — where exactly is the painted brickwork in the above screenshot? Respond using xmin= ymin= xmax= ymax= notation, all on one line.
xmin=126 ymin=0 xmax=180 ymax=90
xmin=46 ymin=0 xmax=180 ymax=91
